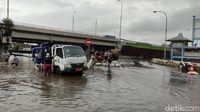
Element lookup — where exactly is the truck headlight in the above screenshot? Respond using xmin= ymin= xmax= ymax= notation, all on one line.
xmin=84 ymin=61 xmax=87 ymax=67
xmin=64 ymin=63 xmax=71 ymax=68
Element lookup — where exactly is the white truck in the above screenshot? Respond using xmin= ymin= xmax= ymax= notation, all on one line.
xmin=51 ymin=44 xmax=87 ymax=75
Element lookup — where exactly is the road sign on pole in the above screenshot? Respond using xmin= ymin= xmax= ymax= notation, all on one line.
xmin=86 ymin=37 xmax=91 ymax=47
xmin=86 ymin=37 xmax=91 ymax=60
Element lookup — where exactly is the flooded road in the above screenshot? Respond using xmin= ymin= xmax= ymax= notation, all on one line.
xmin=0 ymin=57 xmax=200 ymax=112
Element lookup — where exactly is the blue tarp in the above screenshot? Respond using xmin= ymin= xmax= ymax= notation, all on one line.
xmin=32 ymin=42 xmax=50 ymax=64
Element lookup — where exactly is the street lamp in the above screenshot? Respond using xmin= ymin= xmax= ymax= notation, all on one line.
xmin=118 ymin=0 xmax=123 ymax=46
xmin=72 ymin=10 xmax=77 ymax=32
xmin=7 ymin=0 xmax=9 ymax=19
xmin=95 ymin=19 xmax=97 ymax=36
xmin=153 ymin=10 xmax=168 ymax=60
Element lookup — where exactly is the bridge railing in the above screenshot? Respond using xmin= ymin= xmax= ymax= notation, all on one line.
xmin=0 ymin=19 xmax=118 ymax=41
xmin=171 ymin=46 xmax=200 ymax=61
xmin=13 ymin=21 xmax=113 ymax=39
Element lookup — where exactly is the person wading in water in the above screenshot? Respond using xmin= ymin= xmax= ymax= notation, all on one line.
xmin=107 ymin=50 xmax=113 ymax=73
xmin=11 ymin=55 xmax=19 ymax=66
xmin=43 ymin=53 xmax=54 ymax=76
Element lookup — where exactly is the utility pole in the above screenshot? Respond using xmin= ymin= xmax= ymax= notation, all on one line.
xmin=72 ymin=10 xmax=77 ymax=32
xmin=192 ymin=16 xmax=196 ymax=47
xmin=153 ymin=11 xmax=168 ymax=60
xmin=95 ymin=19 xmax=97 ymax=36
xmin=7 ymin=0 xmax=9 ymax=19
xmin=118 ymin=0 xmax=123 ymax=46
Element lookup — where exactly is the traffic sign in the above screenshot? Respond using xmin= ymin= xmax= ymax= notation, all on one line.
xmin=86 ymin=37 xmax=91 ymax=46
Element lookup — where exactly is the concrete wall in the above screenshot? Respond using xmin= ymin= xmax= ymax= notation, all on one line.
xmin=121 ymin=46 xmax=170 ymax=59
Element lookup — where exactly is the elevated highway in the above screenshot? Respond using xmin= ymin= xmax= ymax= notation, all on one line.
xmin=10 ymin=23 xmax=118 ymax=48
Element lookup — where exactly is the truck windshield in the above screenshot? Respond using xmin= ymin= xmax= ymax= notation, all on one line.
xmin=63 ymin=46 xmax=85 ymax=57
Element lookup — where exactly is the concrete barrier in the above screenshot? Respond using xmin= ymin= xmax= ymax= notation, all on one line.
xmin=151 ymin=58 xmax=200 ymax=74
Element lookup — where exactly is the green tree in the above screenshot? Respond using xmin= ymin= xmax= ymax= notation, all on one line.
xmin=2 ymin=18 xmax=14 ymax=27
xmin=2 ymin=18 xmax=13 ymax=36
xmin=13 ymin=43 xmax=23 ymax=51
xmin=0 ymin=18 xmax=14 ymax=51
xmin=0 ymin=18 xmax=14 ymax=50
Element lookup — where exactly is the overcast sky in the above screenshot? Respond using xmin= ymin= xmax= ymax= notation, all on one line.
xmin=0 ymin=0 xmax=200 ymax=45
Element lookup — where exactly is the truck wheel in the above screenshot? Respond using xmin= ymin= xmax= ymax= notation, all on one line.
xmin=56 ymin=67 xmax=63 ymax=75
xmin=53 ymin=66 xmax=57 ymax=73
xmin=77 ymin=71 xmax=83 ymax=76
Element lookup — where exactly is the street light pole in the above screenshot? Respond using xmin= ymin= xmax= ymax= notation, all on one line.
xmin=118 ymin=0 xmax=123 ymax=46
xmin=72 ymin=10 xmax=77 ymax=32
xmin=7 ymin=0 xmax=9 ymax=19
xmin=153 ymin=11 xmax=168 ymax=60
xmin=95 ymin=19 xmax=97 ymax=36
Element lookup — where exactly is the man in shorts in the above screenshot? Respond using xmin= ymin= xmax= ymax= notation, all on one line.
xmin=11 ymin=55 xmax=19 ymax=66
xmin=2 ymin=51 xmax=10 ymax=64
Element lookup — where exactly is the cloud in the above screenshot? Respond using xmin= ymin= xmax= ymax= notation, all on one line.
xmin=46 ymin=0 xmax=74 ymax=7
xmin=1 ymin=0 xmax=200 ymax=45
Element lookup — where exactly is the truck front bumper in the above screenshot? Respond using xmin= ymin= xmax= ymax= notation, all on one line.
xmin=64 ymin=63 xmax=86 ymax=72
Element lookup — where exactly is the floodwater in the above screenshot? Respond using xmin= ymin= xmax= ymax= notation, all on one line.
xmin=0 ymin=56 xmax=200 ymax=112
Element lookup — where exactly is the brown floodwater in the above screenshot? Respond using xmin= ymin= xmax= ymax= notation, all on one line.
xmin=0 ymin=56 xmax=200 ymax=112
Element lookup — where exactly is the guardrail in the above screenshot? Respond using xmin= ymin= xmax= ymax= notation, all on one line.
xmin=171 ymin=46 xmax=200 ymax=61
xmin=0 ymin=19 xmax=119 ymax=42
xmin=13 ymin=21 xmax=109 ymax=38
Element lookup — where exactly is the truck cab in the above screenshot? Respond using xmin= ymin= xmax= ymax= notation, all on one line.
xmin=51 ymin=44 xmax=87 ymax=75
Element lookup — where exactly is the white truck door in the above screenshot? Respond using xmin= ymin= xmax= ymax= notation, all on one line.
xmin=54 ymin=48 xmax=64 ymax=65
xmin=51 ymin=45 xmax=56 ymax=65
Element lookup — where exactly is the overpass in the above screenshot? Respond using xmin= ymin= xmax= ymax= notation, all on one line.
xmin=9 ymin=22 xmax=118 ymax=48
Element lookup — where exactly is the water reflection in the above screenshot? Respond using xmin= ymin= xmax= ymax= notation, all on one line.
xmin=168 ymin=71 xmax=199 ymax=85
xmin=41 ymin=75 xmax=52 ymax=98
xmin=40 ymin=74 xmax=87 ymax=99
xmin=107 ymin=67 xmax=112 ymax=82
xmin=169 ymin=71 xmax=188 ymax=85
xmin=1 ymin=56 xmax=200 ymax=112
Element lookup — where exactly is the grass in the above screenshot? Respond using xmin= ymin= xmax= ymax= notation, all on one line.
xmin=125 ymin=41 xmax=170 ymax=51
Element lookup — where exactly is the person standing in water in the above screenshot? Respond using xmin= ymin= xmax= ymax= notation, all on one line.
xmin=2 ymin=51 xmax=10 ymax=64
xmin=11 ymin=55 xmax=19 ymax=66
xmin=107 ymin=50 xmax=113 ymax=67
xmin=43 ymin=53 xmax=54 ymax=76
